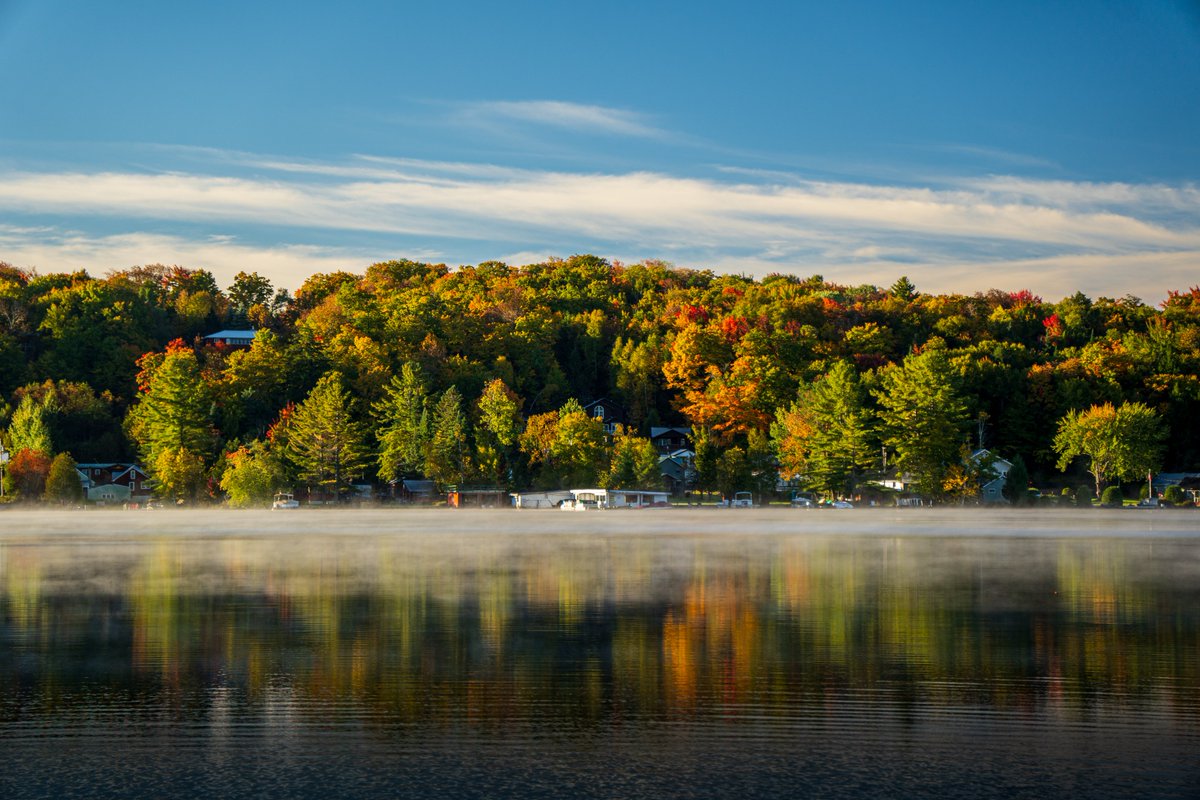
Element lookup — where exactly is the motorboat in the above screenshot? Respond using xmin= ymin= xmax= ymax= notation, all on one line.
xmin=272 ymin=492 xmax=300 ymax=510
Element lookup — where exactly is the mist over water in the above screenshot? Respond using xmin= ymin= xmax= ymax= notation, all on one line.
xmin=1 ymin=509 xmax=1198 ymax=798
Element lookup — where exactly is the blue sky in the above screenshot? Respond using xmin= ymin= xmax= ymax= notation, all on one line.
xmin=1 ymin=0 xmax=1198 ymax=299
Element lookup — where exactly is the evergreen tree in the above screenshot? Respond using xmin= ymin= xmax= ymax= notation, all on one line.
xmin=375 ymin=362 xmax=429 ymax=481
xmin=1003 ymin=454 xmax=1030 ymax=506
xmin=426 ymin=386 xmax=469 ymax=486
xmin=875 ymin=349 xmax=969 ymax=499
xmin=287 ymin=372 xmax=370 ymax=499
xmin=127 ymin=342 xmax=213 ymax=473
xmin=771 ymin=361 xmax=875 ymax=498
xmin=890 ymin=275 xmax=918 ymax=301
xmin=43 ymin=452 xmax=83 ymax=504
xmin=7 ymin=394 xmax=52 ymax=455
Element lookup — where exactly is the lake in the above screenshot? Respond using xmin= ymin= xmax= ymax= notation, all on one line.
xmin=1 ymin=509 xmax=1198 ymax=798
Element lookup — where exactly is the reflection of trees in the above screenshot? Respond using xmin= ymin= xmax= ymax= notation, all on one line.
xmin=1 ymin=536 xmax=1198 ymax=724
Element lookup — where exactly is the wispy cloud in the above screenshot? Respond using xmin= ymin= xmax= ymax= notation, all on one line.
xmin=457 ymin=100 xmax=671 ymax=140
xmin=0 ymin=226 xmax=383 ymax=289
xmin=1 ymin=150 xmax=1197 ymax=299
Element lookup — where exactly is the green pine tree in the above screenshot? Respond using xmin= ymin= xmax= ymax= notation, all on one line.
xmin=374 ymin=362 xmax=429 ymax=482
xmin=874 ymin=349 xmax=969 ymax=499
xmin=288 ymin=372 xmax=370 ymax=499
xmin=426 ymin=386 xmax=469 ymax=486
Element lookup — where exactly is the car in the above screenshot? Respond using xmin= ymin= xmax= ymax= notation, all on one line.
xmin=830 ymin=500 xmax=854 ymax=509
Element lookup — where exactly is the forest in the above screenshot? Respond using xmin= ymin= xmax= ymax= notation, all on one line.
xmin=1 ymin=256 xmax=1197 ymax=505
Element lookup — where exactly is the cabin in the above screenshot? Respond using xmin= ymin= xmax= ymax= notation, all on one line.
xmin=203 ymin=329 xmax=257 ymax=348
xmin=75 ymin=463 xmax=151 ymax=504
xmin=446 ymin=485 xmax=508 ymax=508
xmin=560 ymin=488 xmax=671 ymax=510
xmin=391 ymin=478 xmax=437 ymax=504
xmin=581 ymin=398 xmax=625 ymax=436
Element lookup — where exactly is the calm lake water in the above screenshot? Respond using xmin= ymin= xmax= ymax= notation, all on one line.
xmin=1 ymin=509 xmax=1198 ymax=799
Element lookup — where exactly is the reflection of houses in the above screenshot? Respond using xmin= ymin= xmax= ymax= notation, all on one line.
xmin=582 ymin=398 xmax=624 ymax=435
xmin=650 ymin=426 xmax=692 ymax=454
xmin=511 ymin=490 xmax=573 ymax=509
xmin=203 ymin=329 xmax=257 ymax=348
xmin=75 ymin=463 xmax=151 ymax=504
xmin=971 ymin=449 xmax=1013 ymax=504
xmin=446 ymin=485 xmax=508 ymax=508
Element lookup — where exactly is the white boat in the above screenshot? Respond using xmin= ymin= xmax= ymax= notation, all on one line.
xmin=272 ymin=492 xmax=300 ymax=510
xmin=730 ymin=491 xmax=754 ymax=508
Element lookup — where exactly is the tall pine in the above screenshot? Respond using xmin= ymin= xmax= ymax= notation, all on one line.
xmin=288 ymin=371 xmax=370 ymax=499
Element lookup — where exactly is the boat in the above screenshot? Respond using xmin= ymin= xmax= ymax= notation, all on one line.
xmin=730 ymin=491 xmax=754 ymax=508
xmin=272 ymin=492 xmax=300 ymax=510
xmin=559 ymin=488 xmax=671 ymax=510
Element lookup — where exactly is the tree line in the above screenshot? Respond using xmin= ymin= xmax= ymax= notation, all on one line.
xmin=1 ymin=257 xmax=1195 ymax=505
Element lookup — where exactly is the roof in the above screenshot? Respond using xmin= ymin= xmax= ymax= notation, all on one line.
xmin=969 ymin=449 xmax=1013 ymax=469
xmin=204 ymin=329 xmax=257 ymax=340
xmin=650 ymin=426 xmax=692 ymax=438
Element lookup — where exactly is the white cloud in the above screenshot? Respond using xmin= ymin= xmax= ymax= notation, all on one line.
xmin=459 ymin=100 xmax=669 ymax=139
xmin=0 ymin=227 xmax=383 ymax=291
xmin=1 ymin=150 xmax=1198 ymax=299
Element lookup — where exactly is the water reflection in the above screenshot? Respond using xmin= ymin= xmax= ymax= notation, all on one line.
xmin=1 ymin=523 xmax=1198 ymax=797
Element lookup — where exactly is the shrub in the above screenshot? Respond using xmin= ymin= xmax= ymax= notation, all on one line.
xmin=1101 ymin=486 xmax=1124 ymax=508
xmin=44 ymin=452 xmax=83 ymax=505
xmin=1163 ymin=485 xmax=1187 ymax=506
xmin=1075 ymin=485 xmax=1094 ymax=508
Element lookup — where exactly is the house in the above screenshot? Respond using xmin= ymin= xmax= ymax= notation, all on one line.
xmin=75 ymin=463 xmax=151 ymax=504
xmin=581 ymin=398 xmax=625 ymax=435
xmin=203 ymin=329 xmax=257 ymax=348
xmin=650 ymin=426 xmax=692 ymax=454
xmin=970 ymin=449 xmax=1013 ymax=503
xmin=658 ymin=450 xmax=695 ymax=494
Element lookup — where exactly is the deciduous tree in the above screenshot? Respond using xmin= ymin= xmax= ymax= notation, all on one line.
xmin=7 ymin=394 xmax=52 ymax=456
xmin=1053 ymin=401 xmax=1166 ymax=495
xmin=43 ymin=452 xmax=83 ymax=504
